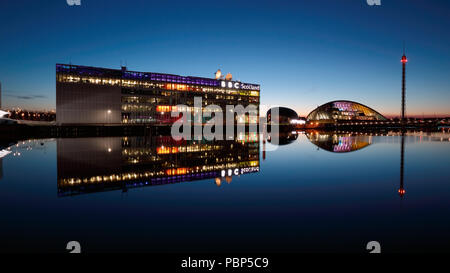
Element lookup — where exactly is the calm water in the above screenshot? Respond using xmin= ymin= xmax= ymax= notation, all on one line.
xmin=0 ymin=131 xmax=449 ymax=253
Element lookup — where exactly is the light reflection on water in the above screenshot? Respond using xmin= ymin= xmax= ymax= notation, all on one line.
xmin=0 ymin=131 xmax=449 ymax=253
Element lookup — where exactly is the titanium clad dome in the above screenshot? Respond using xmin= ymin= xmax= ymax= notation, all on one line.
xmin=306 ymin=100 xmax=386 ymax=122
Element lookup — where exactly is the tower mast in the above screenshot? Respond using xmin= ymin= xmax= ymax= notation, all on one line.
xmin=401 ymin=45 xmax=408 ymax=128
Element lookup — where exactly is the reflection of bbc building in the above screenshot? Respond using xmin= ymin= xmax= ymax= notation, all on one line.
xmin=56 ymin=64 xmax=260 ymax=125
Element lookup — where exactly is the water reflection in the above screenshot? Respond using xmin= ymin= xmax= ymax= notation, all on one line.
xmin=306 ymin=131 xmax=372 ymax=152
xmin=399 ymin=132 xmax=406 ymax=198
xmin=1 ymin=130 xmax=448 ymax=198
xmin=268 ymin=130 xmax=450 ymax=201
xmin=0 ymin=130 xmax=449 ymax=252
xmin=57 ymin=134 xmax=260 ymax=196
xmin=266 ymin=130 xmax=298 ymax=146
xmin=0 ymin=141 xmax=17 ymax=181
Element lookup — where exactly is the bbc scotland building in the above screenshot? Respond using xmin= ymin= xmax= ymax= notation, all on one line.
xmin=56 ymin=64 xmax=260 ymax=125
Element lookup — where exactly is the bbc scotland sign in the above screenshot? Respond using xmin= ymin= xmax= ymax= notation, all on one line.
xmin=221 ymin=81 xmax=260 ymax=91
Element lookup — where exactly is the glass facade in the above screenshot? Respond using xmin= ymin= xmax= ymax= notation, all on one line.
xmin=56 ymin=64 xmax=260 ymax=124
xmin=306 ymin=100 xmax=386 ymax=123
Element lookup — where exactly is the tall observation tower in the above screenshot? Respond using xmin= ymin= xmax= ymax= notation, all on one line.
xmin=399 ymin=47 xmax=408 ymax=198
xmin=401 ymin=49 xmax=408 ymax=127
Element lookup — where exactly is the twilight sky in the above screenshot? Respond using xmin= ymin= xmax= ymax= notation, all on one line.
xmin=0 ymin=0 xmax=449 ymax=116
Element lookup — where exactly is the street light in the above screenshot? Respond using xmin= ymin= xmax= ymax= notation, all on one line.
xmin=105 ymin=110 xmax=112 ymax=124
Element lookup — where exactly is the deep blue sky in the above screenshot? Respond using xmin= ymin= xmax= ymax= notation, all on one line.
xmin=0 ymin=0 xmax=449 ymax=116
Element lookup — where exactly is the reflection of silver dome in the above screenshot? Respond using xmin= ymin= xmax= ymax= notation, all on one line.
xmin=267 ymin=131 xmax=298 ymax=146
xmin=306 ymin=131 xmax=372 ymax=153
xmin=307 ymin=100 xmax=386 ymax=123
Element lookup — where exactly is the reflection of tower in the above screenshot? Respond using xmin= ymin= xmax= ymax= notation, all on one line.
xmin=401 ymin=49 xmax=408 ymax=128
xmin=398 ymin=132 xmax=406 ymax=198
